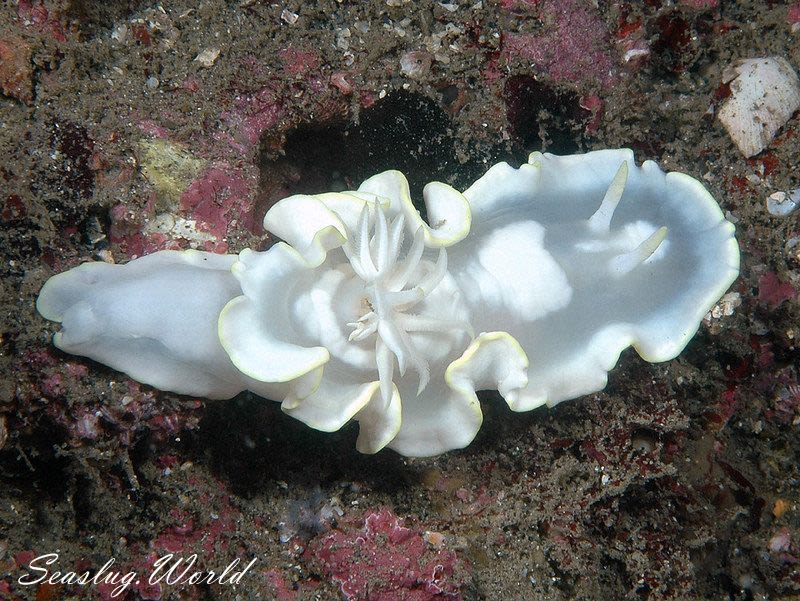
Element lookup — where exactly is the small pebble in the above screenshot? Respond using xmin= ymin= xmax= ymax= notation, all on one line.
xmin=768 ymin=527 xmax=791 ymax=552
xmin=281 ymin=9 xmax=299 ymax=25
xmin=773 ymin=498 xmax=790 ymax=518
xmin=400 ymin=51 xmax=432 ymax=79
xmin=111 ymin=24 xmax=127 ymax=43
xmin=766 ymin=189 xmax=800 ymax=217
xmin=424 ymin=530 xmax=446 ymax=547
xmin=194 ymin=48 xmax=220 ymax=68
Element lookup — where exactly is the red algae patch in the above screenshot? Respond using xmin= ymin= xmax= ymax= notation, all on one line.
xmin=306 ymin=508 xmax=470 ymax=600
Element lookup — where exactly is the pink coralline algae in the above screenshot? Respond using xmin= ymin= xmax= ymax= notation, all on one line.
xmin=579 ymin=95 xmax=604 ymax=134
xmin=219 ymin=88 xmax=284 ymax=153
xmin=108 ymin=163 xmax=257 ymax=255
xmin=769 ymin=527 xmax=792 ymax=553
xmin=17 ymin=0 xmax=68 ymax=43
xmin=501 ymin=0 xmax=617 ymax=89
xmin=95 ymin=495 xmax=241 ymax=600
xmin=306 ymin=508 xmax=469 ymax=600
xmin=0 ymin=35 xmax=34 ymax=104
xmin=0 ymin=580 xmax=22 ymax=601
xmin=790 ymin=3 xmax=800 ymax=26
xmin=180 ymin=165 xmax=258 ymax=245
xmin=32 ymin=348 xmax=202 ymax=446
xmin=768 ymin=527 xmax=798 ymax=565
xmin=757 ymin=272 xmax=797 ymax=309
xmin=278 ymin=47 xmax=321 ymax=77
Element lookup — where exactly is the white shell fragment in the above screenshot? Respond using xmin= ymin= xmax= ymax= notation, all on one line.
xmin=194 ymin=48 xmax=220 ymax=68
xmin=36 ymin=150 xmax=740 ymax=457
xmin=707 ymin=292 xmax=742 ymax=320
xmin=766 ymin=189 xmax=800 ymax=217
xmin=718 ymin=57 xmax=800 ymax=158
xmin=144 ymin=213 xmax=217 ymax=244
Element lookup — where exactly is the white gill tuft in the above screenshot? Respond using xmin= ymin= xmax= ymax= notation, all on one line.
xmin=343 ymin=202 xmax=466 ymax=402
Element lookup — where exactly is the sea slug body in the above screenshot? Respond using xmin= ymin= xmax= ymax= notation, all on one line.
xmin=37 ymin=149 xmax=739 ymax=456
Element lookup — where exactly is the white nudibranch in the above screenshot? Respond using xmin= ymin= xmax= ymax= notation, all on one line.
xmin=36 ymin=149 xmax=740 ymax=457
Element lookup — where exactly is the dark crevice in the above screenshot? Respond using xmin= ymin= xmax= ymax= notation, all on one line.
xmin=194 ymin=395 xmax=407 ymax=495
xmin=257 ymin=90 xmax=505 ymax=219
xmin=502 ymin=76 xmax=588 ymax=155
xmin=65 ymin=1 xmax=154 ymax=40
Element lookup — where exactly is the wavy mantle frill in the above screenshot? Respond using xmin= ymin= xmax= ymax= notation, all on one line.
xmin=37 ymin=149 xmax=740 ymax=457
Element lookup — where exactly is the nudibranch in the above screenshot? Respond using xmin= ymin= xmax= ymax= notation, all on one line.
xmin=36 ymin=149 xmax=739 ymax=457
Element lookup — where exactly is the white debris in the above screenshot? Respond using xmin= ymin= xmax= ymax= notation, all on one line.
xmin=400 ymin=51 xmax=432 ymax=78
xmin=767 ymin=189 xmax=800 ymax=217
xmin=336 ymin=28 xmax=351 ymax=51
xmin=194 ymin=48 xmax=220 ymax=68
xmin=280 ymin=9 xmax=299 ymax=25
xmin=111 ymin=24 xmax=128 ymax=43
xmin=624 ymin=48 xmax=650 ymax=63
xmin=706 ymin=292 xmax=742 ymax=320
xmin=787 ymin=237 xmax=800 ymax=262
xmin=717 ymin=57 xmax=800 ymax=157
xmin=144 ymin=214 xmax=217 ymax=245
xmin=96 ymin=249 xmax=115 ymax=264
